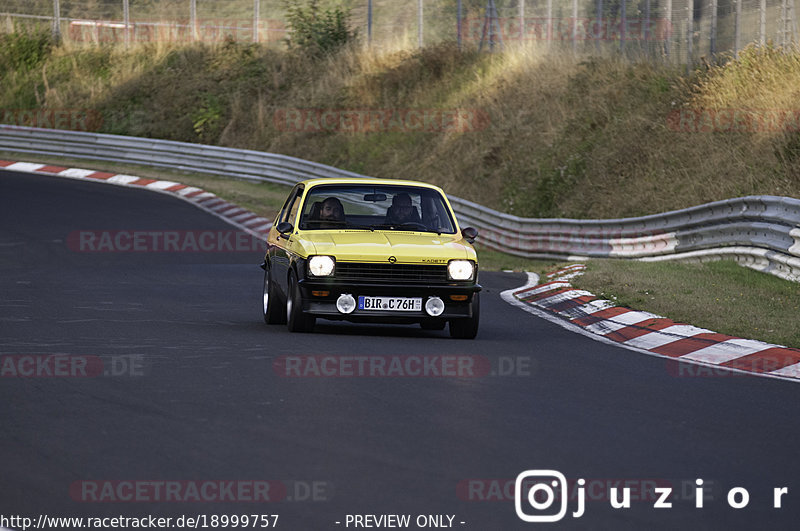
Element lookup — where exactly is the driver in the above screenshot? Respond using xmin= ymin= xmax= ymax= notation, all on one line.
xmin=384 ymin=193 xmax=421 ymax=225
xmin=319 ymin=197 xmax=345 ymax=223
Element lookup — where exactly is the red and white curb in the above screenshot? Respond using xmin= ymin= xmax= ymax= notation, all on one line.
xmin=0 ymin=160 xmax=272 ymax=241
xmin=502 ymin=264 xmax=800 ymax=383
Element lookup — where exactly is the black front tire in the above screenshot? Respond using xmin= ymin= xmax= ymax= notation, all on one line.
xmin=449 ymin=292 xmax=480 ymax=339
xmin=286 ymin=271 xmax=315 ymax=333
xmin=262 ymin=267 xmax=286 ymax=324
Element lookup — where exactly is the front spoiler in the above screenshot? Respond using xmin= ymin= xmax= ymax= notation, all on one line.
xmin=296 ymin=280 xmax=480 ymax=322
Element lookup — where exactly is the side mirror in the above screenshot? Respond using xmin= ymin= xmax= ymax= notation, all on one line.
xmin=462 ymin=227 xmax=478 ymax=243
xmin=276 ymin=221 xmax=294 ymax=239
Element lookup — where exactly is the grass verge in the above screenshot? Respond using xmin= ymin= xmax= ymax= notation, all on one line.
xmin=572 ymin=259 xmax=800 ymax=349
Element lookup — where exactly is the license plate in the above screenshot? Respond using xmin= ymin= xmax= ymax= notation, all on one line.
xmin=358 ymin=296 xmax=422 ymax=312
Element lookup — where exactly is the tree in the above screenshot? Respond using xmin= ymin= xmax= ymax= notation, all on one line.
xmin=283 ymin=0 xmax=357 ymax=55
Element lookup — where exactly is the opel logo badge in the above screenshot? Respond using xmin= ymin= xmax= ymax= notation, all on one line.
xmin=388 ymin=256 xmax=397 ymax=264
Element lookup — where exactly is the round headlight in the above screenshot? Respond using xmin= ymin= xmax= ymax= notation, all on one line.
xmin=308 ymin=255 xmax=335 ymax=277
xmin=425 ymin=296 xmax=445 ymax=316
xmin=447 ymin=260 xmax=474 ymax=281
xmin=336 ymin=293 xmax=356 ymax=314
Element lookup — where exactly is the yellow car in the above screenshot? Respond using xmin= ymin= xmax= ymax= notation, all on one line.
xmin=260 ymin=178 xmax=481 ymax=338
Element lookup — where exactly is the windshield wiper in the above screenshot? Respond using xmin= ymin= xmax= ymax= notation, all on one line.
xmin=373 ymin=223 xmax=440 ymax=234
xmin=344 ymin=224 xmax=376 ymax=231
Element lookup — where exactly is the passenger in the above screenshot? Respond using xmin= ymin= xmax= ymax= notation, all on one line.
xmin=384 ymin=193 xmax=421 ymax=225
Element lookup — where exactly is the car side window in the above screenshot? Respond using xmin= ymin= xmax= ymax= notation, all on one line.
xmin=280 ymin=187 xmax=303 ymax=226
xmin=284 ymin=190 xmax=303 ymax=226
xmin=276 ymin=186 xmax=298 ymax=223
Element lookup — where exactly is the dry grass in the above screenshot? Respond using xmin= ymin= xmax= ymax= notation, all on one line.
xmin=1 ymin=32 xmax=799 ymax=221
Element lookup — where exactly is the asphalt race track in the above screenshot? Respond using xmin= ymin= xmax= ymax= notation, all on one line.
xmin=2 ymin=169 xmax=800 ymax=530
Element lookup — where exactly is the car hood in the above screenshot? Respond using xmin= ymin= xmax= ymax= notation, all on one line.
xmin=301 ymin=231 xmax=475 ymax=264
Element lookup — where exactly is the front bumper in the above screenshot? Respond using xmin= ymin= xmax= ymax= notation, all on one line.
xmin=297 ymin=278 xmax=480 ymax=322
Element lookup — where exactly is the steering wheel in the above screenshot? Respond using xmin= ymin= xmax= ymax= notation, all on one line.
xmin=395 ymin=221 xmax=428 ymax=231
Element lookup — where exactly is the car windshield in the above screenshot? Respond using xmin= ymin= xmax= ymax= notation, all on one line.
xmin=298 ymin=184 xmax=457 ymax=234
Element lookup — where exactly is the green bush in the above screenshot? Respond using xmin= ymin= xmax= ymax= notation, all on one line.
xmin=283 ymin=0 xmax=357 ymax=56
xmin=0 ymin=28 xmax=53 ymax=74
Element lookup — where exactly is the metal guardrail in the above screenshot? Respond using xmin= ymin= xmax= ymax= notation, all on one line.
xmin=2 ymin=125 xmax=799 ymax=281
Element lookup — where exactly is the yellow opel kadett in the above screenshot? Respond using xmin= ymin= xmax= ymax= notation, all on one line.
xmin=261 ymin=178 xmax=480 ymax=338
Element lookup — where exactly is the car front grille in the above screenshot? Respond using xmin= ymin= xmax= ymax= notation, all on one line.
xmin=334 ymin=262 xmax=450 ymax=284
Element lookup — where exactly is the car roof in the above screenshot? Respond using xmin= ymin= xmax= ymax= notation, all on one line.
xmin=298 ymin=178 xmax=446 ymax=194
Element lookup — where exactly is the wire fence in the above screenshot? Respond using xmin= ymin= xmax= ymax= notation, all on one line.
xmin=1 ymin=0 xmax=797 ymax=65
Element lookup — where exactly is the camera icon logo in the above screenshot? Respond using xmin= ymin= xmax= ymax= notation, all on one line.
xmin=515 ymin=470 xmax=568 ymax=523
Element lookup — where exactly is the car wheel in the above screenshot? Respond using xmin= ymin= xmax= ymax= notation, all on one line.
xmin=286 ymin=271 xmax=315 ymax=333
xmin=420 ymin=320 xmax=446 ymax=331
xmin=262 ymin=267 xmax=286 ymax=324
xmin=449 ymin=292 xmax=479 ymax=339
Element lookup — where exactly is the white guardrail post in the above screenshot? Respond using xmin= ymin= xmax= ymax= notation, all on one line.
xmin=1 ymin=125 xmax=799 ymax=281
